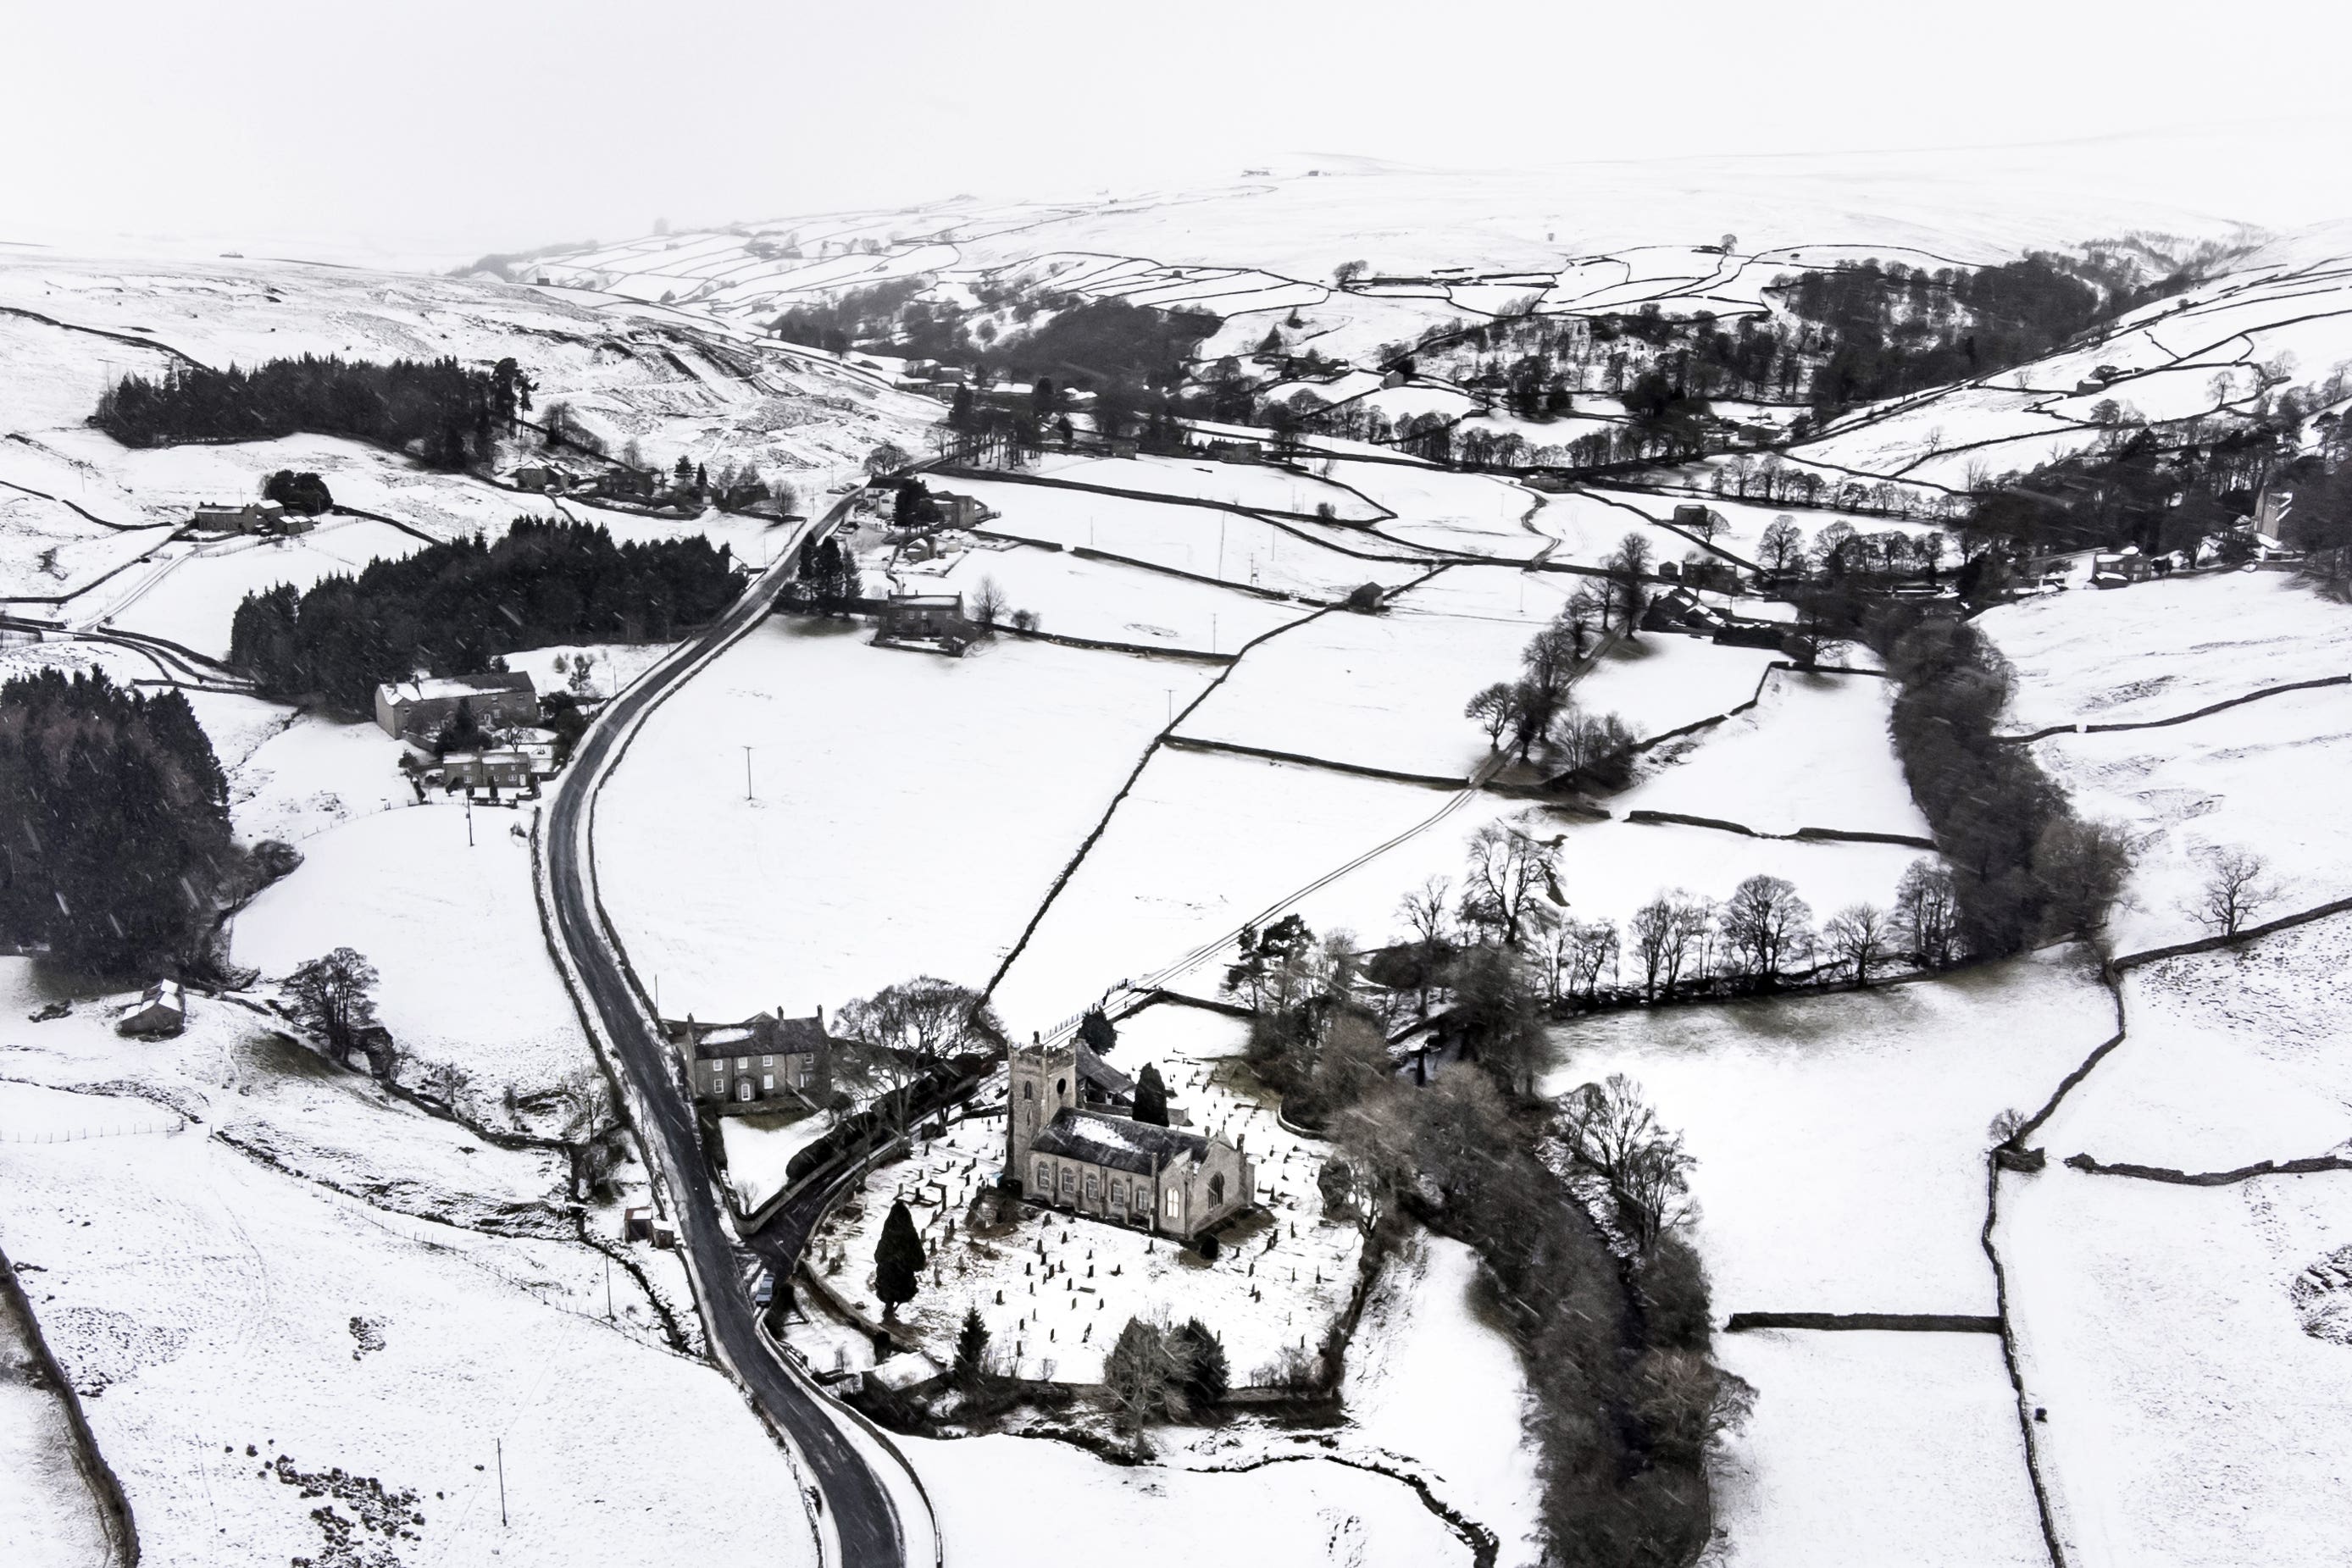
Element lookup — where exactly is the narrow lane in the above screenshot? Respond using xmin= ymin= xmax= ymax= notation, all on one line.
xmin=541 ymin=491 xmax=907 ymax=1568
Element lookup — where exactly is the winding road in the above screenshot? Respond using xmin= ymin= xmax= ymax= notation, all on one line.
xmin=538 ymin=490 xmax=913 ymax=1568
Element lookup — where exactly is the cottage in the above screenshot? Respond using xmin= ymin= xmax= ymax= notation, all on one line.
xmin=1204 ymin=439 xmax=1264 ymax=464
xmin=1004 ymin=1039 xmax=1252 ymax=1241
xmin=114 ymin=979 xmax=186 ymax=1039
xmin=878 ymin=592 xmax=966 ymax=643
xmin=440 ymin=748 xmax=537 ymax=792
xmin=928 ymin=491 xmax=994 ymax=529
xmin=680 ymin=1009 xmax=829 ymax=1106
xmin=372 ymin=672 xmax=541 ymax=740
xmin=509 ymin=464 xmax=573 ymax=492
xmin=191 ymin=500 xmax=302 ymax=535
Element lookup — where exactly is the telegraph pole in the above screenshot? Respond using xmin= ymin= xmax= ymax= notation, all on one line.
xmin=743 ymin=745 xmax=754 ymax=801
xmin=496 ymin=1438 xmax=508 ymax=1527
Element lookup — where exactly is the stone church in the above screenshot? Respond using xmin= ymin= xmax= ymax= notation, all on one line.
xmin=1004 ymin=1036 xmax=1254 ymax=1241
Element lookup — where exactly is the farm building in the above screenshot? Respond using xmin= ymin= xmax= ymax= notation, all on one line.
xmin=372 ymin=672 xmax=541 ymax=740
xmin=680 ymin=1010 xmax=829 ymax=1106
xmin=114 ymin=980 xmax=186 ymax=1039
xmin=877 ymin=592 xmax=966 ymax=643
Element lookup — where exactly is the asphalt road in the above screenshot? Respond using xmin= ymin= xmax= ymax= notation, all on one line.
xmin=541 ymin=498 xmax=907 ymax=1568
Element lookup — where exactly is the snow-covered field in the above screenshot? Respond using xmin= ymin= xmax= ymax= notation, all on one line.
xmin=2032 ymin=682 xmax=2352 ymax=951
xmin=1032 ymin=452 xmax=1384 ymax=522
xmin=941 ymin=474 xmax=1428 ymax=601
xmin=720 ymin=1110 xmax=836 ymax=1212
xmin=0 ymin=1216 xmax=114 ymax=1568
xmin=102 ymin=516 xmax=426 ymax=656
xmin=909 ymin=1429 xmax=1474 ymax=1568
xmin=1173 ymin=601 xmax=1530 ymax=780
xmin=1978 ymin=571 xmax=2352 ymax=734
xmin=597 ymin=617 xmax=1214 ymax=1022
xmin=812 ymin=1005 xmax=1361 ymax=1386
xmin=1543 ymin=948 xmax=2113 ymax=1315
xmin=0 ymin=961 xmax=778 ymax=1568
xmin=1340 ymin=1228 xmax=1545 ymax=1566
xmin=1615 ymin=668 xmax=1928 ymax=839
xmin=896 ymin=538 xmax=1313 ymax=655
xmin=1998 ymin=1162 xmax=2352 ymax=1568
xmin=1710 ymin=1328 xmax=2046 ymax=1568
xmin=2037 ymin=915 xmax=2352 ymax=1171
xmin=232 ymin=799 xmax=596 ymax=1126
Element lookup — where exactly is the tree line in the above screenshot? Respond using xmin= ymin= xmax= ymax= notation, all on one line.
xmin=230 ymin=518 xmax=741 ymax=712
xmin=1218 ymin=893 xmax=1745 ymax=1565
xmin=92 ymin=355 xmax=532 ymax=471
xmin=0 ymin=668 xmax=236 ymax=973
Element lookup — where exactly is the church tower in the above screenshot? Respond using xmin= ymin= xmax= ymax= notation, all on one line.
xmin=1006 ymin=1033 xmax=1079 ymax=1178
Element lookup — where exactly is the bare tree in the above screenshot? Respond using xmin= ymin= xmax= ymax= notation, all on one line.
xmin=285 ymin=948 xmax=383 ymax=1073
xmin=1397 ymin=877 xmax=1453 ymax=1013
xmin=1757 ymin=518 xmax=1805 ymax=576
xmin=1822 ymin=903 xmax=1889 ymax=986
xmin=1719 ymin=874 xmax=1813 ymax=988
xmin=1464 ymin=682 xmax=1519 ymax=751
xmin=1628 ymin=892 xmax=1709 ymax=1000
xmin=1557 ymin=1073 xmax=1695 ymax=1249
xmin=835 ymin=977 xmax=1007 ymax=1132
xmin=1459 ymin=820 xmax=1559 ymax=947
xmin=1604 ymin=533 xmax=1654 ymax=637
xmin=968 ymin=574 xmax=1007 ymax=634
xmin=1562 ymin=918 xmax=1620 ymax=1002
xmin=2194 ymin=847 xmax=2275 ymax=938
xmin=1894 ymin=860 xmax=1961 ymax=968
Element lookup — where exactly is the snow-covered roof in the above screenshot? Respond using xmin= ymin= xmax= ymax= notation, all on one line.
xmin=691 ymin=1011 xmax=827 ymax=1061
xmin=1029 ymin=1109 xmax=1207 ymax=1176
xmin=376 ymin=672 xmax=537 ymax=706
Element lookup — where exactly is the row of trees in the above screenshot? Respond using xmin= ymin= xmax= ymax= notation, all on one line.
xmin=0 ymin=669 xmax=236 ymax=973
xmin=93 ymin=355 xmax=532 ymax=471
xmin=229 ymin=518 xmax=742 ymax=712
xmin=1876 ymin=607 xmax=2130 ymax=955
xmin=1219 ymin=888 xmax=1745 ymax=1565
xmin=1462 ymin=535 xmax=1651 ymax=769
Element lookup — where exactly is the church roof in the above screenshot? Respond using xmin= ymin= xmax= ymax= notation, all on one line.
xmin=1074 ymin=1039 xmax=1132 ymax=1097
xmin=1029 ymin=1109 xmax=1207 ymax=1177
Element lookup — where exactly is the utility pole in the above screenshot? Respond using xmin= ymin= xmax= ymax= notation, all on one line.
xmin=496 ymin=1438 xmax=508 ymax=1527
xmin=605 ymin=1256 xmax=613 ymax=1319
xmin=743 ymin=745 xmax=754 ymax=801
xmin=465 ymin=794 xmax=474 ymax=849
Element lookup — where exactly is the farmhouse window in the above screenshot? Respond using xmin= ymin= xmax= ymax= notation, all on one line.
xmin=762 ymin=1074 xmax=774 ymax=1091
xmin=763 ymin=1055 xmax=773 ymax=1067
xmin=1164 ymin=1188 xmax=1181 ymax=1220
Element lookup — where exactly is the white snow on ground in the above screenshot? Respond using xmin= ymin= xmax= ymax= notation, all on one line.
xmin=909 ymin=1430 xmax=1473 ymax=1568
xmin=1709 ymin=1329 xmax=2046 ymax=1568
xmin=233 ymin=800 xmax=594 ymax=1125
xmin=1312 ymin=461 xmax=1540 ymax=551
xmin=1542 ymin=948 xmax=2112 ymax=1315
xmin=1998 ymin=1163 xmax=2352 ymax=1568
xmin=500 ymin=640 xmax=681 ymax=706
xmin=719 ymin=1111 xmax=836 ymax=1213
xmin=1977 ymin=570 xmax=2352 ymax=733
xmin=2031 ymin=682 xmax=2352 ymax=951
xmin=989 ymin=748 xmax=1507 ymax=1028
xmin=1615 ymin=668 xmax=1929 ymax=839
xmin=1032 ymin=453 xmax=1384 ymax=523
xmin=598 ymin=618 xmax=1214 ymax=1022
xmin=101 ymin=517 xmax=425 ymax=657
xmin=1173 ymin=603 xmax=1531 ymax=780
xmin=217 ymin=709 xmax=408 ymax=845
xmin=0 ymin=1182 xmax=117 ymax=1568
xmin=1569 ymin=634 xmax=1784 ymax=740
xmin=813 ymin=1004 xmax=1357 ymax=1386
xmin=901 ymin=540 xmax=1313 ymax=656
xmin=943 ymin=474 xmax=1428 ymax=601
xmin=0 ymin=958 xmax=764 ymax=1568
xmin=2036 ymin=916 xmax=2352 ymax=1171
xmin=1343 ymin=1228 xmax=1545 ymax=1568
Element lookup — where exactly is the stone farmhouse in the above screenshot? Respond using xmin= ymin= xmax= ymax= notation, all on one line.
xmin=191 ymin=500 xmax=311 ymax=535
xmin=677 ymin=1009 xmax=829 ymax=1108
xmin=114 ymin=980 xmax=186 ymax=1039
xmin=372 ymin=672 xmax=541 ymax=740
xmin=1005 ymin=1037 xmax=1254 ymax=1242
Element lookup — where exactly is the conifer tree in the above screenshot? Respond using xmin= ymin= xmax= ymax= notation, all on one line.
xmin=1132 ymin=1064 xmax=1168 ymax=1127
xmin=954 ymin=1305 xmax=990 ymax=1389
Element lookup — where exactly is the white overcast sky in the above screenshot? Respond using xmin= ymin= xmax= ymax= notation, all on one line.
xmin=5 ymin=0 xmax=2349 ymax=265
